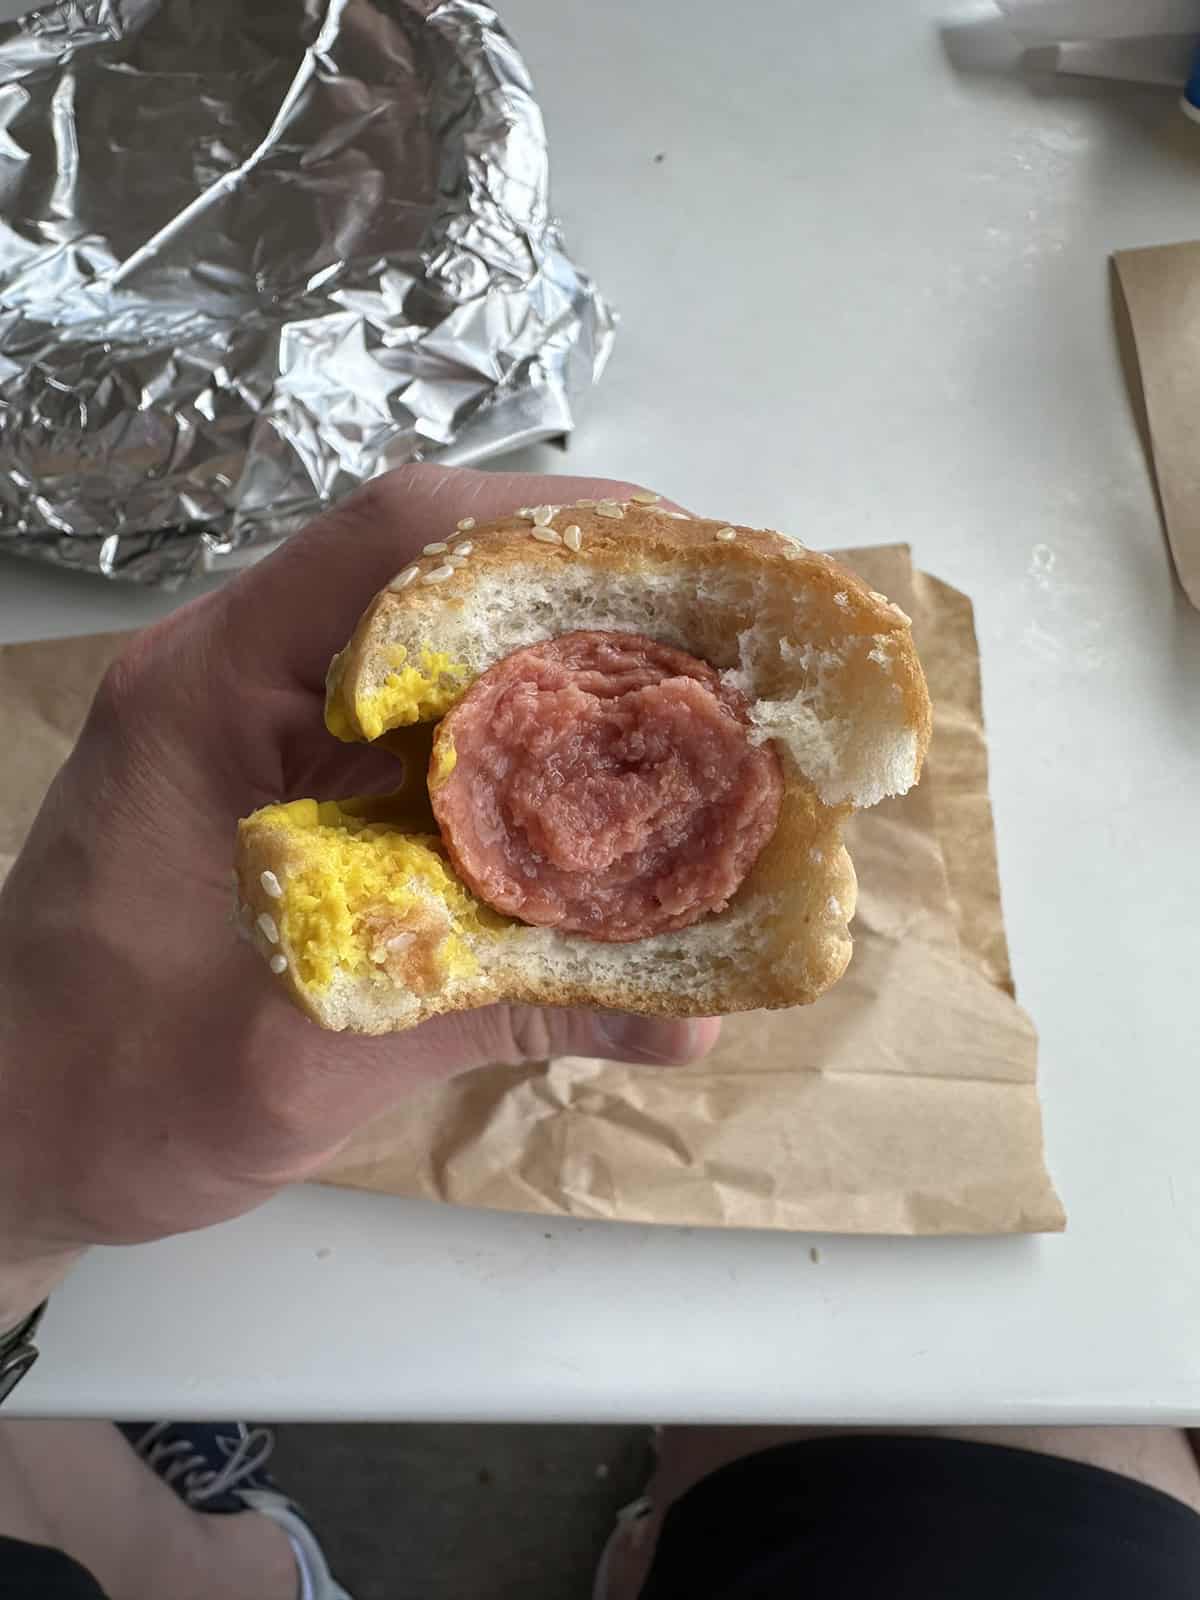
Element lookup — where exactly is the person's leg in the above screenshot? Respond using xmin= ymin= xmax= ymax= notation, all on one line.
xmin=0 ymin=1421 xmax=297 ymax=1600
xmin=602 ymin=1426 xmax=1200 ymax=1600
xmin=928 ymin=1426 xmax=1200 ymax=1509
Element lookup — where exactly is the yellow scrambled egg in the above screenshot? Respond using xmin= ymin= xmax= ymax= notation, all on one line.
xmin=326 ymin=645 xmax=472 ymax=743
xmin=253 ymin=798 xmax=500 ymax=990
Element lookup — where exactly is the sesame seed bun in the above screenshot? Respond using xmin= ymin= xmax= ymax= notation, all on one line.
xmin=236 ymin=498 xmax=931 ymax=1033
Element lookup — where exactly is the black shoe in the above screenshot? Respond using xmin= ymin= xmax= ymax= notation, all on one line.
xmin=118 ymin=1421 xmax=353 ymax=1597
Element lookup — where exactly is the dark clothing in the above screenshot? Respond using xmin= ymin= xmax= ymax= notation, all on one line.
xmin=639 ymin=1436 xmax=1200 ymax=1598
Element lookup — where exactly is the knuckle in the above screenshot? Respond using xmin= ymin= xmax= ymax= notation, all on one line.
xmin=497 ymin=1005 xmax=596 ymax=1065
xmin=92 ymin=635 xmax=155 ymax=727
xmin=496 ymin=1005 xmax=557 ymax=1065
xmin=332 ymin=473 xmax=389 ymax=534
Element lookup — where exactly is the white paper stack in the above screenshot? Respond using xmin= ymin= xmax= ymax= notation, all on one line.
xmin=993 ymin=0 xmax=1200 ymax=84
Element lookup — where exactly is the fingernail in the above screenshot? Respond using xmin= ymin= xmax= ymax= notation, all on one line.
xmin=592 ymin=1013 xmax=720 ymax=1066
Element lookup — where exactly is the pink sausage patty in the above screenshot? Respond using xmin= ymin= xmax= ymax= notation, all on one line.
xmin=430 ymin=630 xmax=783 ymax=942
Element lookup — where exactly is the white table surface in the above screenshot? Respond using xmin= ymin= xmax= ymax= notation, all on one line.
xmin=4 ymin=0 xmax=1200 ymax=1421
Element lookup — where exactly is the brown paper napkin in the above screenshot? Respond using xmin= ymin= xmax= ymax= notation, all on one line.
xmin=327 ymin=546 xmax=1064 ymax=1235
xmin=1112 ymin=242 xmax=1200 ymax=610
xmin=0 ymin=547 xmax=1064 ymax=1235
xmin=0 ymin=631 xmax=128 ymax=879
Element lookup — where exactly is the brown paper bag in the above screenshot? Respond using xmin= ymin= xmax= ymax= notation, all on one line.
xmin=327 ymin=546 xmax=1064 ymax=1235
xmin=0 ymin=548 xmax=1064 ymax=1236
xmin=1112 ymin=242 xmax=1200 ymax=610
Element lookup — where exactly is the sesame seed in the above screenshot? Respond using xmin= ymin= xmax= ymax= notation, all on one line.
xmin=810 ymin=848 xmax=824 ymax=864
xmin=826 ymin=896 xmax=842 ymax=918
xmin=889 ymin=602 xmax=912 ymax=625
xmin=531 ymin=525 xmax=562 ymax=544
xmin=451 ymin=541 xmax=473 ymax=556
xmin=257 ymin=912 xmax=279 ymax=945
xmin=595 ymin=501 xmax=624 ymax=520
xmin=449 ymin=554 xmax=469 ymax=568
xmin=664 ymin=510 xmax=691 ymax=519
xmin=575 ymin=498 xmax=596 ymax=507
xmin=833 ymin=591 xmax=849 ymax=608
xmin=868 ymin=590 xmax=889 ymax=604
xmin=715 ymin=527 xmax=736 ymax=542
xmin=260 ymin=870 xmax=283 ymax=899
xmin=423 ymin=563 xmax=455 ymax=583
xmin=630 ymin=489 xmax=660 ymax=504
xmin=269 ymin=953 xmax=288 ymax=975
xmin=423 ymin=541 xmax=448 ymax=555
xmin=456 ymin=517 xmax=476 ymax=531
xmin=532 ymin=504 xmax=555 ymax=526
xmin=388 ymin=565 xmax=418 ymax=592
xmin=563 ymin=524 xmax=582 ymax=551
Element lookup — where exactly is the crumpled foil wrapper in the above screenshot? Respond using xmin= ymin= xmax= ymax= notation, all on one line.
xmin=0 ymin=0 xmax=615 ymax=584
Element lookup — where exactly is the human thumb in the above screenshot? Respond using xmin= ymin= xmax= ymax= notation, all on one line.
xmin=402 ymin=1004 xmax=721 ymax=1077
xmin=298 ymin=1006 xmax=721 ymax=1147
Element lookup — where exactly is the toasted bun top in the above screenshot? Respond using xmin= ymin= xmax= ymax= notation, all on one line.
xmin=326 ymin=497 xmax=931 ymax=809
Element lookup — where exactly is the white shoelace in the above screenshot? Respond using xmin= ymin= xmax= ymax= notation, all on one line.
xmin=131 ymin=1422 xmax=277 ymax=1508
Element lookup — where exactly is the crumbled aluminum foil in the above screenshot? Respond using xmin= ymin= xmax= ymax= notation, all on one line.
xmin=0 ymin=0 xmax=615 ymax=584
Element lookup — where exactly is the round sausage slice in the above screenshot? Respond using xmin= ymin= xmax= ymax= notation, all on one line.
xmin=429 ymin=630 xmax=783 ymax=942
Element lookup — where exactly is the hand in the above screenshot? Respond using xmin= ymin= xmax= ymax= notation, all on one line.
xmin=0 ymin=467 xmax=718 ymax=1321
